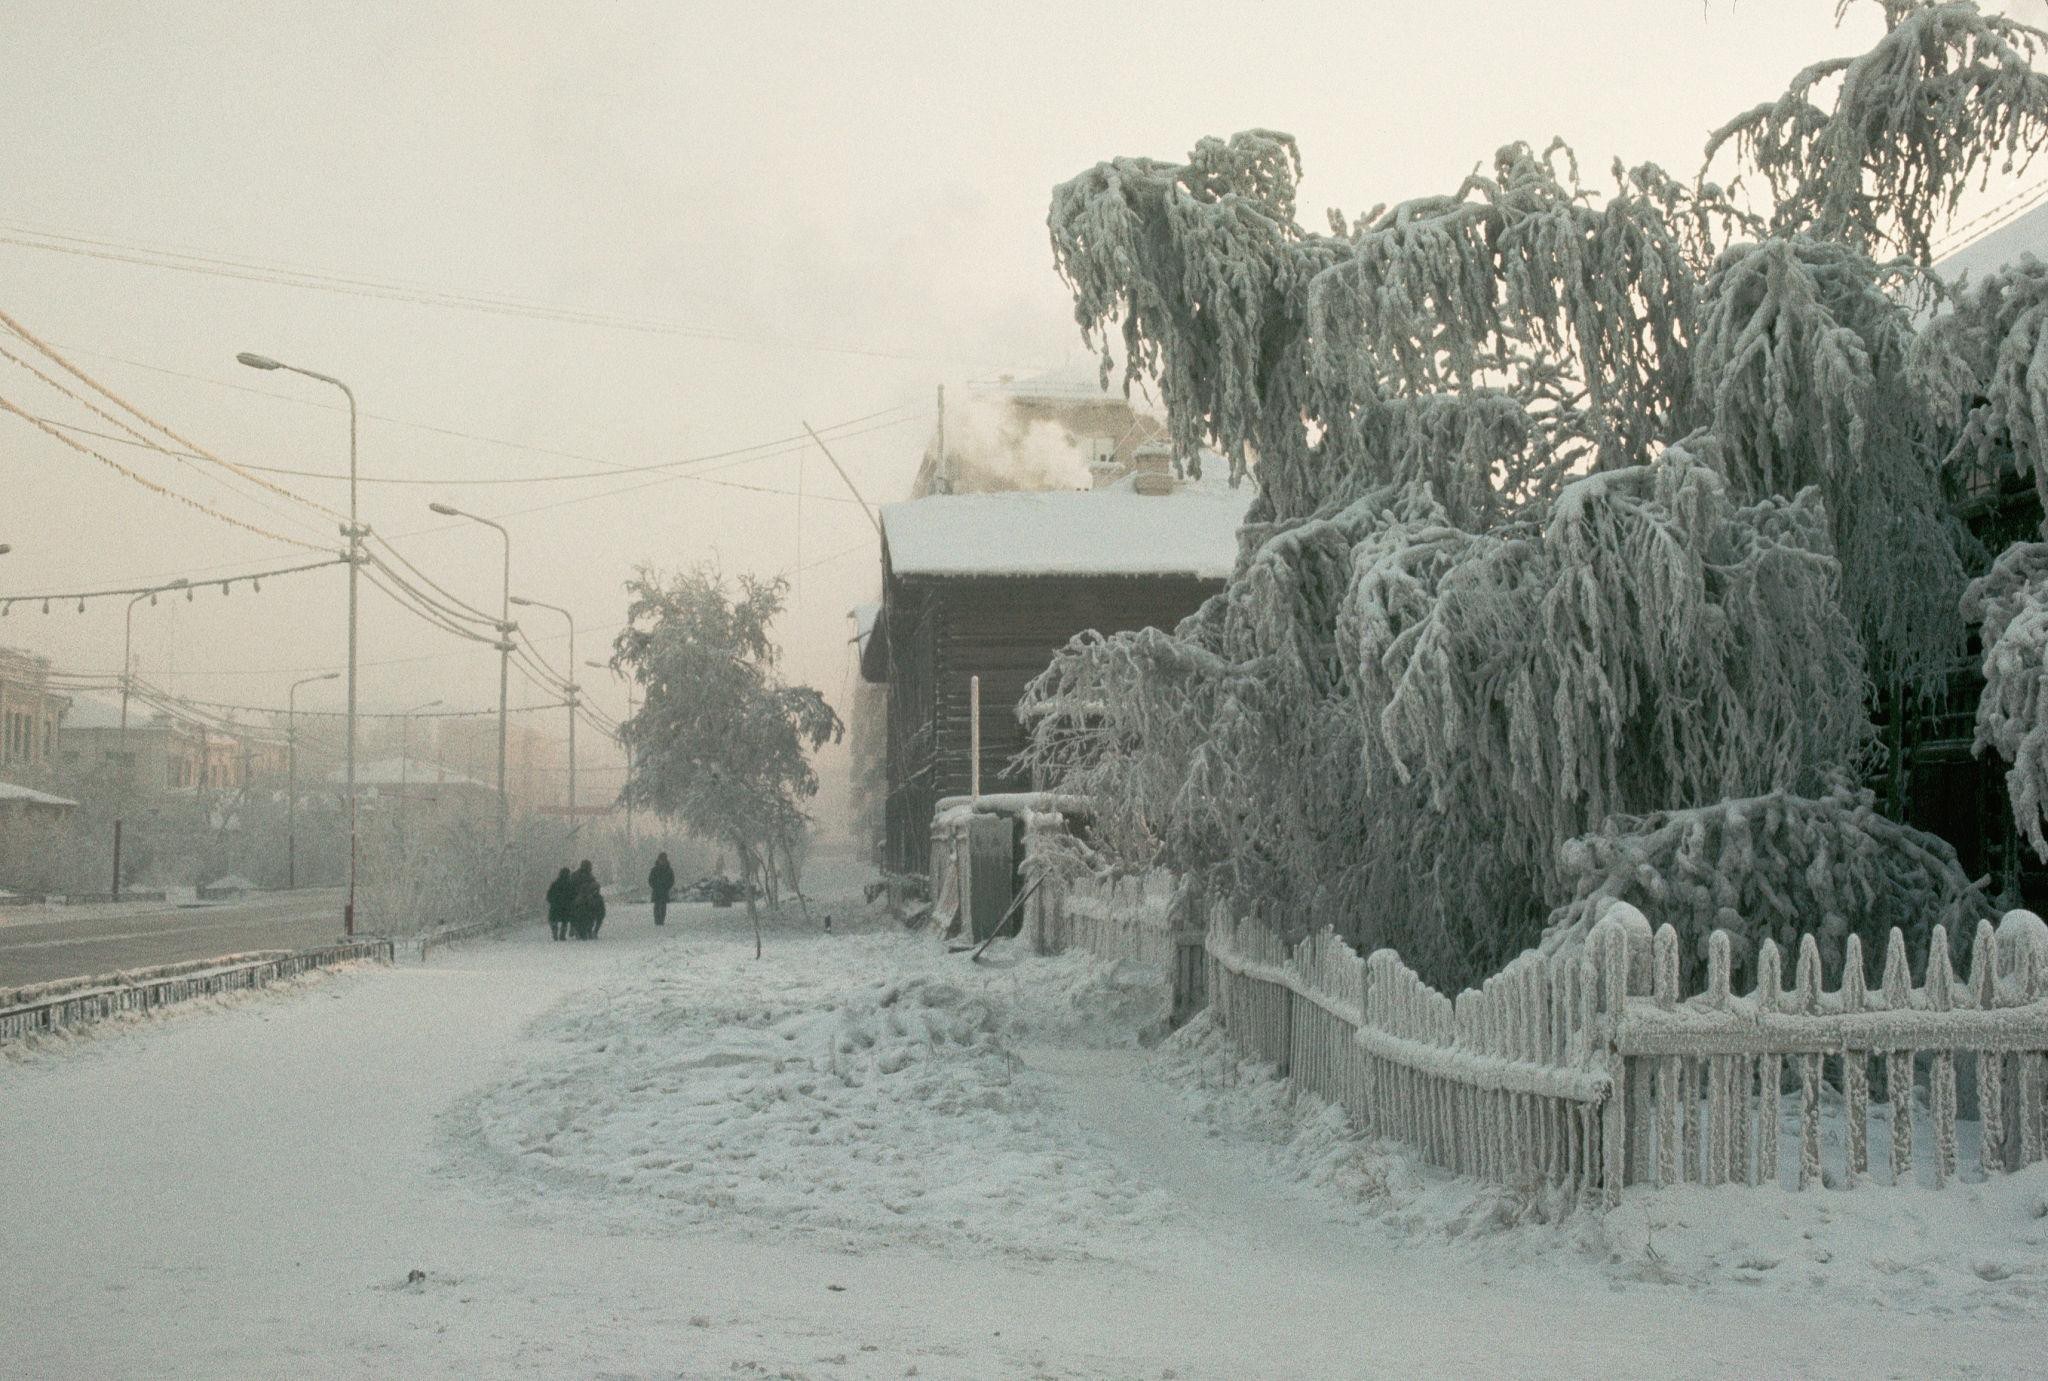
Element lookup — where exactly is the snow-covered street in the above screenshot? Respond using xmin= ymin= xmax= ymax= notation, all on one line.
xmin=4 ymin=889 xmax=2045 ymax=1378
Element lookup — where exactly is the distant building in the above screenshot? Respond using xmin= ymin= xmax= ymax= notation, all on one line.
xmin=861 ymin=455 xmax=1248 ymax=877
xmin=0 ymin=779 xmax=77 ymax=894
xmin=0 ymin=647 xmax=70 ymax=782
xmin=334 ymin=756 xmax=498 ymax=821
xmin=63 ymin=697 xmax=287 ymax=793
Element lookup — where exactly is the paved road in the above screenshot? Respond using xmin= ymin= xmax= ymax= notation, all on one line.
xmin=0 ymin=888 xmax=351 ymax=989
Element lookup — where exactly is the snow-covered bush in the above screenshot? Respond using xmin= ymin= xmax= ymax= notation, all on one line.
xmin=1542 ymin=784 xmax=1990 ymax=989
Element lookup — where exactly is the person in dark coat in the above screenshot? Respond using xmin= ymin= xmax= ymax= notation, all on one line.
xmin=571 ymin=859 xmax=605 ymax=940
xmin=648 ymin=852 xmax=675 ymax=927
xmin=545 ymin=867 xmax=574 ymax=942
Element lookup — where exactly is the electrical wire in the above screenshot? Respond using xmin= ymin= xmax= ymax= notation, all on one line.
xmin=44 ymin=341 xmax=925 ymax=489
xmin=380 ymin=412 xmax=923 ymax=537
xmin=1 ymin=556 xmax=345 ymax=610
xmin=0 ymin=305 xmax=343 ymax=521
xmin=0 ymin=392 xmax=330 ymax=551
xmin=0 ymin=343 xmax=338 ymax=545
xmin=0 ymin=218 xmax=972 ymax=365
xmin=18 ymin=400 xmax=906 ymax=496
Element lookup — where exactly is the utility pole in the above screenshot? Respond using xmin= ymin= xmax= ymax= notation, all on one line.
xmin=513 ymin=596 xmax=576 ymax=828
xmin=115 ymin=577 xmax=189 ymax=898
xmin=239 ymin=352 xmax=362 ymax=936
xmin=936 ymin=384 xmax=947 ymax=494
xmin=286 ymin=671 xmax=339 ymax=889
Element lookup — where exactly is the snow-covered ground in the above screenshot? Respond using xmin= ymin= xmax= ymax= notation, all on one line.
xmin=2 ymin=870 xmax=2044 ymax=1377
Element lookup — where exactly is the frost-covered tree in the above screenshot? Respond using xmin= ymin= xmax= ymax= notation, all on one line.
xmin=611 ymin=565 xmax=842 ymax=955
xmin=1023 ymin=1 xmax=2045 ymax=990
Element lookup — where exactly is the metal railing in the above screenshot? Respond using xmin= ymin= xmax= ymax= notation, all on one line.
xmin=0 ymin=939 xmax=393 ymax=1043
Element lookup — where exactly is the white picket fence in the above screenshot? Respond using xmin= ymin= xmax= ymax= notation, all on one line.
xmin=1036 ymin=872 xmax=1178 ymax=966
xmin=1203 ymin=900 xmax=2048 ymax=1205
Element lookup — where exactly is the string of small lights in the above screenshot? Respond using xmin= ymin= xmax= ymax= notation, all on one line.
xmin=0 ymin=556 xmax=346 ymax=616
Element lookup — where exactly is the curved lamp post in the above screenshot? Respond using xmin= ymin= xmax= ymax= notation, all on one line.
xmin=239 ymin=350 xmax=363 ymax=935
xmin=428 ymin=502 xmax=513 ymax=846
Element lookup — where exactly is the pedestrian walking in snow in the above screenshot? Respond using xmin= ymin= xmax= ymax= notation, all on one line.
xmin=570 ymin=860 xmax=605 ymax=940
xmin=545 ymin=866 xmax=575 ymax=942
xmin=648 ymin=851 xmax=675 ymax=927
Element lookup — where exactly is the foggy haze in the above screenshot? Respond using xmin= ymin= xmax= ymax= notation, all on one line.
xmin=0 ymin=1 xmax=1912 ymax=833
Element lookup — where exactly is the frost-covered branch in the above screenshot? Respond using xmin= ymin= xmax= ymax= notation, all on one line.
xmin=1705 ymin=1 xmax=2048 ymax=262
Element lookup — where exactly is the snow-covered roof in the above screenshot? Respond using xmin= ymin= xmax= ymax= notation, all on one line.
xmin=1934 ymin=201 xmax=2048 ymax=283
xmin=327 ymin=757 xmax=489 ymax=790
xmin=849 ymin=602 xmax=880 ymax=651
xmin=0 ymin=780 xmax=77 ymax=808
xmin=62 ymin=697 xmax=126 ymax=731
xmin=881 ymin=471 xmax=1249 ymax=580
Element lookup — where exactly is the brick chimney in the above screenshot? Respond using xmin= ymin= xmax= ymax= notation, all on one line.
xmin=1132 ymin=440 xmax=1174 ymax=495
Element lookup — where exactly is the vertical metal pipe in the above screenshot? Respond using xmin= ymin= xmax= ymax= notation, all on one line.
xmin=970 ymin=673 xmax=981 ymax=801
xmin=343 ymin=381 xmax=359 ymax=936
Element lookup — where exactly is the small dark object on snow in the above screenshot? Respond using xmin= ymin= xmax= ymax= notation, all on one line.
xmin=826 ymin=1284 xmax=846 ymax=1292
xmin=406 ymin=1269 xmax=425 ymax=1285
xmin=824 ymin=913 xmax=832 ymax=932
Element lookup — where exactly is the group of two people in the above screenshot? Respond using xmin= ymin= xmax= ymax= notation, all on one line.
xmin=545 ymin=860 xmax=606 ymax=941
xmin=545 ymin=851 xmax=680 ymax=941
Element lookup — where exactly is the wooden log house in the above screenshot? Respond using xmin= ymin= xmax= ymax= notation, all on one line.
xmin=861 ymin=463 xmax=1247 ymax=878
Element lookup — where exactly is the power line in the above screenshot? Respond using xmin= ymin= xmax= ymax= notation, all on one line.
xmin=0 ymin=217 xmax=974 ymax=365
xmin=1 ymin=556 xmax=345 ymax=609
xmin=0 ymin=307 xmax=342 ymax=524
xmin=0 ymin=392 xmax=329 ymax=551
xmin=383 ymin=413 xmax=920 ymax=533
xmin=17 ymin=397 xmax=911 ymax=493
xmin=47 ymin=342 xmax=927 ymax=490
xmin=168 ymin=695 xmax=568 ymax=721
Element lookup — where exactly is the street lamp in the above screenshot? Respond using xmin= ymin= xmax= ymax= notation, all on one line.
xmin=287 ymin=671 xmax=340 ymax=889
xmin=241 ymin=350 xmax=363 ymax=936
xmin=429 ymin=502 xmax=513 ymax=846
xmin=398 ymin=697 xmax=443 ymax=833
xmin=512 ymin=596 xmax=576 ymax=828
xmin=114 ymin=576 xmax=189 ymax=898
xmin=588 ymin=658 xmax=635 ymax=847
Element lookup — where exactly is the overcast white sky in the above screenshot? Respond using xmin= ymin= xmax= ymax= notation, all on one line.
xmin=0 ymin=1 xmax=2034 ymax=822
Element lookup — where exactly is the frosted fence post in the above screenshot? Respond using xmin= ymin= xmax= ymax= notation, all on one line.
xmin=1926 ymin=927 xmax=1959 ymax=1189
xmin=1883 ymin=928 xmax=1914 ymax=1184
xmin=1518 ymin=963 xmax=1539 ymax=1183
xmin=1706 ymin=931 xmax=1733 ymax=1187
xmin=1971 ymin=920 xmax=2002 ymax=1176
xmin=1597 ymin=915 xmax=1634 ymax=1205
xmin=1841 ymin=934 xmax=1869 ymax=1185
xmin=1754 ymin=940 xmax=1783 ymax=1188
xmin=1653 ymin=925 xmax=1680 ymax=1188
xmin=1619 ymin=906 xmax=1654 ymax=1186
xmin=2001 ymin=911 xmax=2047 ymax=1168
xmin=1795 ymin=935 xmax=1822 ymax=1191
